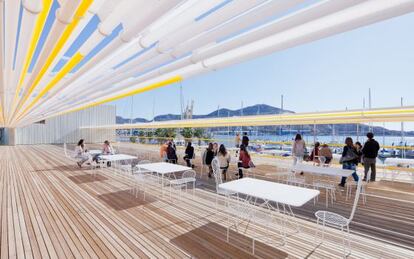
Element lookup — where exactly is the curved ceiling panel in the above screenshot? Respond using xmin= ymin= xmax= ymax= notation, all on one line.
xmin=0 ymin=0 xmax=413 ymax=127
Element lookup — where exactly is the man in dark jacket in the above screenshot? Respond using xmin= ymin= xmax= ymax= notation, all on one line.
xmin=361 ymin=132 xmax=380 ymax=181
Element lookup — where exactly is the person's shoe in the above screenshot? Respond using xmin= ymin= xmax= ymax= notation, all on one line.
xmin=77 ymin=162 xmax=81 ymax=168
xmin=362 ymin=178 xmax=367 ymax=182
xmin=300 ymin=172 xmax=304 ymax=175
xmin=208 ymin=173 xmax=212 ymax=178
xmin=338 ymin=183 xmax=345 ymax=187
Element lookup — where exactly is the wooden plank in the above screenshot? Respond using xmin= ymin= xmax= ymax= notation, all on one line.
xmin=1 ymin=144 xmax=414 ymax=259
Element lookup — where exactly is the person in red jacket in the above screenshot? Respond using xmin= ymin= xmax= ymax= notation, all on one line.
xmin=237 ymin=144 xmax=251 ymax=179
xmin=308 ymin=142 xmax=320 ymax=163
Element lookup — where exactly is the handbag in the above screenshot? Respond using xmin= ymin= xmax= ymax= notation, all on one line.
xmin=340 ymin=147 xmax=358 ymax=164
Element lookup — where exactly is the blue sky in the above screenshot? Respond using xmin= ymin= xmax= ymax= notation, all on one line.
xmin=112 ymin=11 xmax=414 ymax=132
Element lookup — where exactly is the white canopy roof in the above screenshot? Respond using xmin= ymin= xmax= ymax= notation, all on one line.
xmin=0 ymin=0 xmax=413 ymax=127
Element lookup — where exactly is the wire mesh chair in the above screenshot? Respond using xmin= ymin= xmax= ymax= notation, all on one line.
xmin=212 ymin=158 xmax=236 ymax=209
xmin=288 ymin=164 xmax=307 ymax=186
xmin=315 ymin=179 xmax=363 ymax=257
xmin=225 ymin=195 xmax=275 ymax=255
xmin=168 ymin=169 xmax=196 ymax=199
xmin=346 ymin=170 xmax=369 ymax=204
xmin=311 ymin=159 xmax=337 ymax=207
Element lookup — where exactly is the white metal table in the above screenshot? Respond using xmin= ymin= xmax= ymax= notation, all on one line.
xmin=219 ymin=178 xmax=319 ymax=245
xmin=293 ymin=164 xmax=354 ymax=178
xmin=137 ymin=162 xmax=192 ymax=193
xmin=88 ymin=149 xmax=102 ymax=156
xmin=219 ymin=178 xmax=319 ymax=207
xmin=383 ymin=158 xmax=414 ymax=183
xmin=100 ymin=154 xmax=137 ymax=161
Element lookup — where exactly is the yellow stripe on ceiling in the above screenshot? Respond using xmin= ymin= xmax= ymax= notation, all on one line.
xmin=16 ymin=52 xmax=84 ymax=121
xmin=81 ymin=107 xmax=414 ymax=129
xmin=15 ymin=0 xmax=94 ymax=117
xmin=59 ymin=75 xmax=183 ymax=115
xmin=10 ymin=0 xmax=54 ymax=118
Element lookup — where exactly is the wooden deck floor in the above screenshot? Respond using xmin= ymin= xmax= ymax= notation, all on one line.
xmin=0 ymin=144 xmax=413 ymax=258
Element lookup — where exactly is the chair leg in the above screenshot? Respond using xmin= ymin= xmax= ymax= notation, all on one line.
xmin=321 ymin=219 xmax=326 ymax=242
xmin=314 ymin=218 xmax=320 ymax=244
xmin=341 ymin=226 xmax=346 ymax=256
xmin=192 ymin=182 xmax=195 ymax=196
xmin=346 ymin=225 xmax=351 ymax=255
xmin=362 ymin=186 xmax=367 ymax=205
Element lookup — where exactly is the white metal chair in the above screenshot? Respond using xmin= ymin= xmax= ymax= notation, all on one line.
xmin=64 ymin=143 xmax=91 ymax=167
xmin=212 ymin=158 xmax=236 ymax=209
xmin=315 ymin=179 xmax=363 ymax=257
xmin=63 ymin=143 xmax=77 ymax=161
xmin=225 ymin=195 xmax=275 ymax=255
xmin=131 ymin=159 xmax=160 ymax=199
xmin=346 ymin=170 xmax=369 ymax=204
xmin=311 ymin=158 xmax=337 ymax=207
xmin=168 ymin=170 xmax=196 ymax=199
xmin=312 ymin=180 xmax=336 ymax=208
xmin=134 ymin=160 xmax=159 ymax=183
xmin=288 ymin=165 xmax=307 ymax=186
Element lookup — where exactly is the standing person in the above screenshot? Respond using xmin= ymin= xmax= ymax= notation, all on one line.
xmin=308 ymin=142 xmax=320 ymax=163
xmin=362 ymin=132 xmax=380 ymax=182
xmin=183 ymin=142 xmax=195 ymax=167
xmin=238 ymin=144 xmax=251 ymax=179
xmin=203 ymin=143 xmax=215 ymax=178
xmin=235 ymin=133 xmax=241 ymax=148
xmin=75 ymin=139 xmax=90 ymax=168
xmin=242 ymin=132 xmax=249 ymax=147
xmin=217 ymin=144 xmax=231 ymax=180
xmin=339 ymin=137 xmax=360 ymax=187
xmin=166 ymin=142 xmax=178 ymax=164
xmin=292 ymin=133 xmax=306 ymax=166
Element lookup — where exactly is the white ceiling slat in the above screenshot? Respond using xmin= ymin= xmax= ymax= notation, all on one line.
xmin=1 ymin=0 xmax=413 ymax=127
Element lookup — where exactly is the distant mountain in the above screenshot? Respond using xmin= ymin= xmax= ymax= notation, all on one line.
xmin=201 ymin=104 xmax=293 ymax=118
xmin=117 ymin=104 xmax=292 ymax=123
xmin=116 ymin=104 xmax=414 ymax=136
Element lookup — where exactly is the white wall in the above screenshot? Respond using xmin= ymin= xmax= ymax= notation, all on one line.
xmin=15 ymin=105 xmax=116 ymax=145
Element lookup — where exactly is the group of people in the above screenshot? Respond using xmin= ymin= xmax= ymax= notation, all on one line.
xmin=203 ymin=141 xmax=252 ymax=180
xmin=234 ymin=132 xmax=249 ymax=148
xmin=160 ymin=140 xmax=178 ymax=163
xmin=292 ymin=132 xmax=380 ymax=187
xmin=75 ymin=139 xmax=114 ymax=168
xmin=338 ymin=132 xmax=380 ymax=187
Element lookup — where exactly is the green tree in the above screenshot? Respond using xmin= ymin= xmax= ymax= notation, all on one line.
xmin=181 ymin=128 xmax=193 ymax=142
xmin=146 ymin=131 xmax=154 ymax=144
xmin=130 ymin=136 xmax=137 ymax=143
xmin=137 ymin=130 xmax=145 ymax=143
xmin=193 ymin=128 xmax=205 ymax=145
